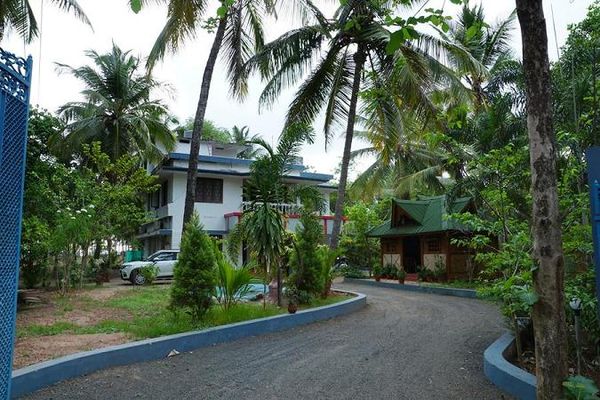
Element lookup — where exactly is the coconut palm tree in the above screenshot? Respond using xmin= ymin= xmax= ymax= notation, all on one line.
xmin=143 ymin=0 xmax=294 ymax=226
xmin=55 ymin=44 xmax=175 ymax=162
xmin=0 ymin=0 xmax=90 ymax=43
xmin=228 ymin=123 xmax=318 ymax=306
xmin=350 ymin=116 xmax=449 ymax=201
xmin=231 ymin=125 xmax=261 ymax=159
xmin=237 ymin=0 xmax=478 ymax=249
xmin=437 ymin=2 xmax=516 ymax=108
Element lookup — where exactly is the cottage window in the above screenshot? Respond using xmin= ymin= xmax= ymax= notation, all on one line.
xmin=427 ymin=238 xmax=441 ymax=252
xmin=384 ymin=242 xmax=394 ymax=253
xmin=196 ymin=178 xmax=223 ymax=203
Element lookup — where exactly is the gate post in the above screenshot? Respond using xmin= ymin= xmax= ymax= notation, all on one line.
xmin=586 ymin=146 xmax=600 ymax=322
xmin=0 ymin=48 xmax=32 ymax=399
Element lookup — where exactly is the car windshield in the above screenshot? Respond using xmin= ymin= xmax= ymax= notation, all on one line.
xmin=146 ymin=252 xmax=176 ymax=261
xmin=145 ymin=252 xmax=161 ymax=261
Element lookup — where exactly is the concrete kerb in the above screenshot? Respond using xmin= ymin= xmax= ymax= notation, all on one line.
xmin=483 ymin=332 xmax=536 ymax=400
xmin=11 ymin=290 xmax=366 ymax=399
xmin=343 ymin=277 xmax=478 ymax=298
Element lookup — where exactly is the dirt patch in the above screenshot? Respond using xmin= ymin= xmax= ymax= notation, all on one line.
xmin=13 ymin=333 xmax=130 ymax=369
xmin=14 ymin=283 xmax=137 ymax=369
xmin=82 ymin=285 xmax=131 ymax=301
xmin=17 ymin=284 xmax=133 ymax=327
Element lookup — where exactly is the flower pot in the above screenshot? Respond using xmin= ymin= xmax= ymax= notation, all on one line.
xmin=288 ymin=303 xmax=298 ymax=314
xmin=375 ymin=276 xmax=381 ymax=282
xmin=398 ymin=278 xmax=405 ymax=284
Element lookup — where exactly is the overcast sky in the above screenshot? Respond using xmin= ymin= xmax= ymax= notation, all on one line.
xmin=0 ymin=0 xmax=594 ymax=178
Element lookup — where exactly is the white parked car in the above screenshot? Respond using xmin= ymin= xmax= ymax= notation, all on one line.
xmin=120 ymin=250 xmax=179 ymax=285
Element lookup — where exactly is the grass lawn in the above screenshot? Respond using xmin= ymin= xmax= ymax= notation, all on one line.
xmin=15 ymin=284 xmax=351 ymax=368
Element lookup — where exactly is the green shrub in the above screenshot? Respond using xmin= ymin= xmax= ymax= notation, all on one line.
xmin=289 ymin=211 xmax=324 ymax=299
xmin=286 ymin=284 xmax=300 ymax=306
xmin=397 ymin=269 xmax=406 ymax=280
xmin=139 ymin=264 xmax=159 ymax=285
xmin=20 ymin=216 xmax=50 ymax=288
xmin=565 ymin=268 xmax=600 ymax=341
xmin=339 ymin=265 xmax=367 ymax=279
xmin=215 ymin=248 xmax=254 ymax=310
xmin=418 ymin=267 xmax=431 ymax=281
xmin=372 ymin=263 xmax=382 ymax=277
xmin=338 ymin=202 xmax=382 ymax=269
xmin=383 ymin=264 xmax=397 ymax=279
xmin=171 ymin=212 xmax=217 ymax=321
xmin=563 ymin=375 xmax=600 ymax=400
xmin=318 ymin=246 xmax=337 ymax=297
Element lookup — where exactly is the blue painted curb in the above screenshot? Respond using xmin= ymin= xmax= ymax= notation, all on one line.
xmin=344 ymin=278 xmax=477 ymax=298
xmin=483 ymin=332 xmax=536 ymax=400
xmin=11 ymin=290 xmax=366 ymax=399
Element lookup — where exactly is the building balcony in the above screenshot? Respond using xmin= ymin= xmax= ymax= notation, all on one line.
xmin=149 ymin=204 xmax=170 ymax=219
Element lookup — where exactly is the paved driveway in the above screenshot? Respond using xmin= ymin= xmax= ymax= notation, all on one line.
xmin=23 ymin=283 xmax=511 ymax=399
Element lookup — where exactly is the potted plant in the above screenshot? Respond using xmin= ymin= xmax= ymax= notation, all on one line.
xmin=418 ymin=267 xmax=431 ymax=282
xmin=387 ymin=267 xmax=397 ymax=281
xmin=286 ymin=285 xmax=299 ymax=314
xmin=372 ymin=264 xmax=382 ymax=282
xmin=397 ymin=269 xmax=406 ymax=284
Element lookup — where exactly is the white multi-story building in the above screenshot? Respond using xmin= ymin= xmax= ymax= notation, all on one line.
xmin=139 ymin=136 xmax=338 ymax=263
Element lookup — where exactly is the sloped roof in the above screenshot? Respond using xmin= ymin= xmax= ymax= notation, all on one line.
xmin=368 ymin=195 xmax=473 ymax=237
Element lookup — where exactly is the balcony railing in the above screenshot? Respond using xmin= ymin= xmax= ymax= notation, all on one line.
xmin=149 ymin=205 xmax=170 ymax=219
xmin=241 ymin=201 xmax=300 ymax=215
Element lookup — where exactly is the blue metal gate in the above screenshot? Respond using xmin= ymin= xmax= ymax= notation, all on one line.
xmin=0 ymin=49 xmax=32 ymax=398
xmin=587 ymin=147 xmax=600 ymax=323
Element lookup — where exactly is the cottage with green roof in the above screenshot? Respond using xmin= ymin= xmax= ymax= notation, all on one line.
xmin=368 ymin=195 xmax=477 ymax=280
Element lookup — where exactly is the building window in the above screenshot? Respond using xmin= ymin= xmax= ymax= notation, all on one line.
xmin=149 ymin=190 xmax=160 ymax=209
xmin=427 ymin=238 xmax=441 ymax=253
xmin=161 ymin=181 xmax=169 ymax=206
xmin=196 ymin=178 xmax=223 ymax=203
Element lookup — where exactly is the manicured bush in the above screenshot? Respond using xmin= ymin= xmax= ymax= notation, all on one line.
xmin=171 ymin=213 xmax=217 ymax=321
xmin=289 ymin=211 xmax=324 ymax=300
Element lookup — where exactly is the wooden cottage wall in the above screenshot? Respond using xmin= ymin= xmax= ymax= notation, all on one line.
xmin=447 ymin=233 xmax=475 ymax=279
xmin=381 ymin=238 xmax=402 ymax=269
xmin=421 ymin=234 xmax=447 ymax=271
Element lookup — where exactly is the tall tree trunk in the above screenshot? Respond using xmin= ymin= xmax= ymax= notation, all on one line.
xmin=516 ymin=1 xmax=569 ymax=398
xmin=330 ymin=47 xmax=367 ymax=250
xmin=79 ymin=245 xmax=89 ymax=289
xmin=182 ymin=16 xmax=228 ymax=226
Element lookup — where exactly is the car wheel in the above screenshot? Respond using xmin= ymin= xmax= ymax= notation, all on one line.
xmin=130 ymin=270 xmax=145 ymax=286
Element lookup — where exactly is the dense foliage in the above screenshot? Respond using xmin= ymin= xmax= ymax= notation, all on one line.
xmin=289 ymin=211 xmax=325 ymax=301
xmin=171 ymin=213 xmax=217 ymax=321
xmin=56 ymin=44 xmax=176 ymax=163
xmin=20 ymin=109 xmax=158 ymax=291
xmin=338 ymin=202 xmax=384 ymax=271
xmin=215 ymin=246 xmax=255 ymax=310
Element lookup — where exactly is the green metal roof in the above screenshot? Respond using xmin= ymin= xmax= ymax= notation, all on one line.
xmin=368 ymin=195 xmax=473 ymax=238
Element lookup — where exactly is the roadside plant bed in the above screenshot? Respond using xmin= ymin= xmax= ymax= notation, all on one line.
xmin=508 ymin=327 xmax=600 ymax=387
xmin=361 ymin=277 xmax=481 ymax=291
xmin=15 ymin=284 xmax=353 ymax=368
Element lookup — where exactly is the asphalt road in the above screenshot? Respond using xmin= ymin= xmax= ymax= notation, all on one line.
xmin=23 ymin=283 xmax=511 ymax=400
